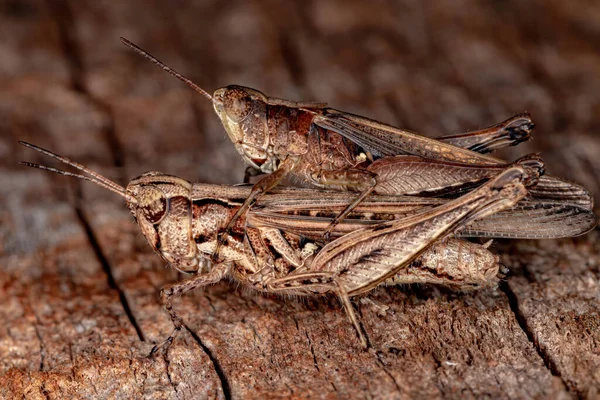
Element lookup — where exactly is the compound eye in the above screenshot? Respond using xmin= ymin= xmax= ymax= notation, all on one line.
xmin=223 ymin=87 xmax=252 ymax=122
xmin=137 ymin=186 xmax=168 ymax=224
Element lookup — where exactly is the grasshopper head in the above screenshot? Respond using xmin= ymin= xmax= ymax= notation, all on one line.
xmin=212 ymin=85 xmax=270 ymax=170
xmin=212 ymin=85 xmax=268 ymax=123
xmin=126 ymin=173 xmax=199 ymax=273
xmin=119 ymin=38 xmax=273 ymax=171
xmin=20 ymin=142 xmax=200 ymax=273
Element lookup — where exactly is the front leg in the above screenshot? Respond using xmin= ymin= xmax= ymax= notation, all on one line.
xmin=213 ymin=157 xmax=298 ymax=261
xmin=150 ymin=262 xmax=229 ymax=356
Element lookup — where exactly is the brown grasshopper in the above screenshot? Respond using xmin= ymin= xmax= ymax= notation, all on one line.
xmin=120 ymin=38 xmax=592 ymax=247
xmin=21 ymin=142 xmax=530 ymax=351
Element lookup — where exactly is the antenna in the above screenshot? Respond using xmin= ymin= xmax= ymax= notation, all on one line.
xmin=120 ymin=37 xmax=213 ymax=101
xmin=19 ymin=141 xmax=137 ymax=204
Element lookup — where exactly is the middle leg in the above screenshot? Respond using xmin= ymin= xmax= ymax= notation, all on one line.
xmin=310 ymin=168 xmax=378 ymax=240
xmin=151 ymin=263 xmax=229 ymax=356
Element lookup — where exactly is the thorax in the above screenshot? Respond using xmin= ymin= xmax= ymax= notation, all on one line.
xmin=231 ymin=104 xmax=362 ymax=175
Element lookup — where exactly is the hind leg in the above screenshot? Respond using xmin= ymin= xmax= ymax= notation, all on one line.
xmin=266 ymin=272 xmax=368 ymax=348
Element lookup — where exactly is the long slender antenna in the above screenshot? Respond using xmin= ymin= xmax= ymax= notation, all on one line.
xmin=20 ymin=161 xmax=135 ymax=202
xmin=19 ymin=141 xmax=137 ymax=204
xmin=120 ymin=37 xmax=213 ymax=101
xmin=19 ymin=141 xmax=124 ymax=192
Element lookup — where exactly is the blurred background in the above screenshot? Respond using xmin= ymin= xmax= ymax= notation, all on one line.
xmin=1 ymin=1 xmax=599 ymax=398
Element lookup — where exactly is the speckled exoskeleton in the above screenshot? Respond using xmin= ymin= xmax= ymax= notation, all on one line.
xmin=21 ymin=142 xmax=538 ymax=352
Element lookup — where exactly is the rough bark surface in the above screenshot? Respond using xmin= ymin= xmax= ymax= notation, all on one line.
xmin=1 ymin=0 xmax=599 ymax=399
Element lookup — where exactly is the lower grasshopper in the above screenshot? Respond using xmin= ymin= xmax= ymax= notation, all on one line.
xmin=121 ymin=38 xmax=592 ymax=247
xmin=21 ymin=142 xmax=529 ymax=350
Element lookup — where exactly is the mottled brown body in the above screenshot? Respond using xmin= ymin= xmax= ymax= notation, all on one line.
xmin=212 ymin=85 xmax=372 ymax=195
xmin=130 ymin=177 xmax=503 ymax=290
xmin=185 ymin=191 xmax=502 ymax=290
xmin=385 ymin=239 xmax=501 ymax=291
xmin=211 ymin=84 xmax=544 ymax=194
xmin=20 ymin=142 xmax=536 ymax=351
xmin=212 ymin=86 xmax=591 ymax=205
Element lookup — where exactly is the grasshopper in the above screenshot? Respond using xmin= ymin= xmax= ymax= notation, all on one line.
xmin=120 ymin=38 xmax=592 ymax=247
xmin=21 ymin=142 xmax=530 ymax=350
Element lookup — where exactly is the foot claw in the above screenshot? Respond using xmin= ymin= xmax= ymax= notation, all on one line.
xmin=358 ymin=331 xmax=369 ymax=349
xmin=148 ymin=336 xmax=173 ymax=358
xmin=147 ymin=329 xmax=178 ymax=357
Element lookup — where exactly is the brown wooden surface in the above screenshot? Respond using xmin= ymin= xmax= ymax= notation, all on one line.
xmin=1 ymin=1 xmax=599 ymax=398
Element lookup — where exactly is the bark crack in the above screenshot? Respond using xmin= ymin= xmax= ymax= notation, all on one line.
xmin=373 ymin=351 xmax=402 ymax=393
xmin=184 ymin=324 xmax=231 ymax=400
xmin=68 ymin=344 xmax=75 ymax=379
xmin=45 ymin=0 xmax=146 ymax=343
xmin=293 ymin=316 xmax=320 ymax=373
xmin=40 ymin=383 xmax=51 ymax=400
xmin=74 ymin=205 xmax=146 ymax=342
xmin=203 ymin=294 xmax=217 ymax=313
xmin=24 ymin=298 xmax=47 ymax=372
xmin=305 ymin=330 xmax=320 ymax=373
xmin=163 ymin=350 xmax=179 ymax=397
xmin=32 ymin=318 xmax=45 ymax=371
xmin=500 ymin=282 xmax=571 ymax=392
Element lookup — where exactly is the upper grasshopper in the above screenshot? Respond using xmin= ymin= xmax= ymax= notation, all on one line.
xmin=21 ymin=142 xmax=539 ymax=351
xmin=120 ymin=38 xmax=592 ymax=247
